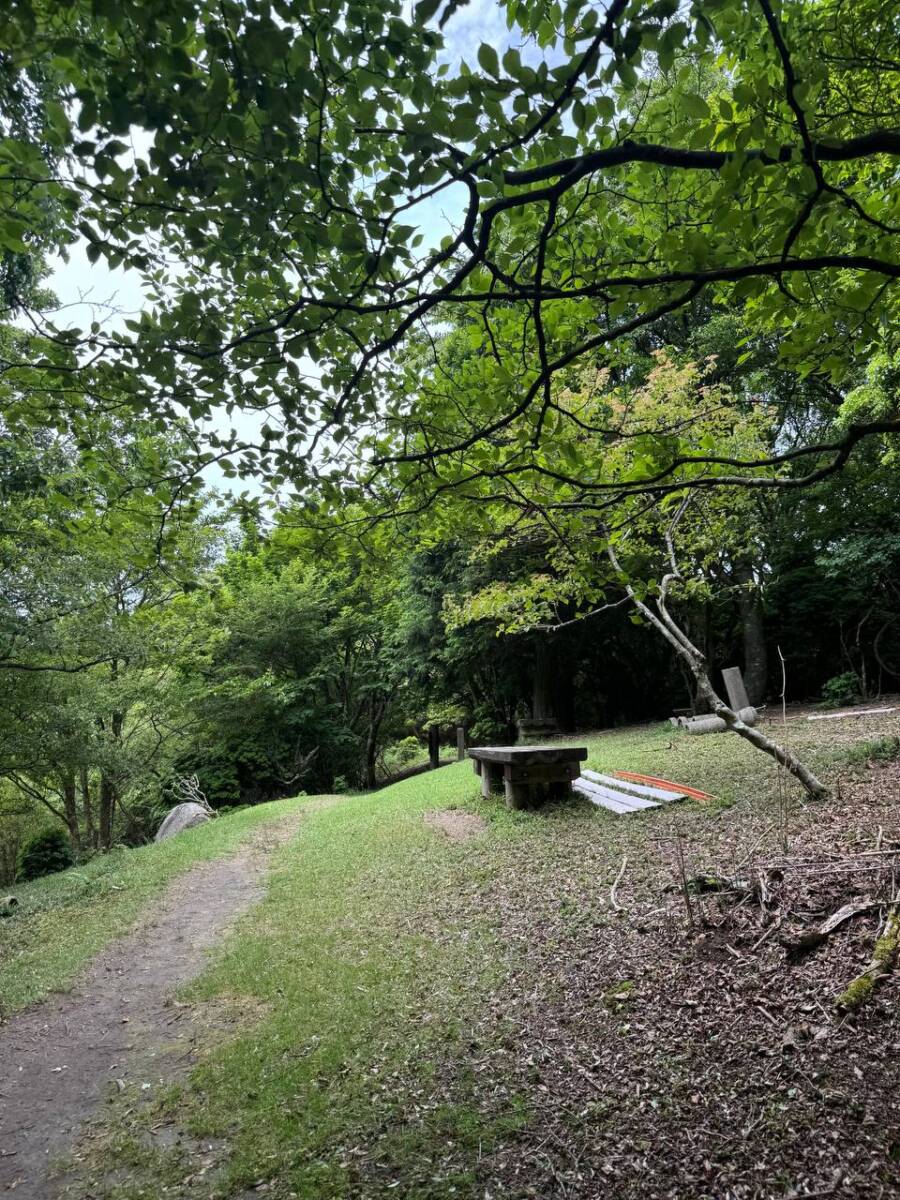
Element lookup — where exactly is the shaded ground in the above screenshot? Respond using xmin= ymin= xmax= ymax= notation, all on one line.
xmin=365 ymin=713 xmax=900 ymax=1199
xmin=0 ymin=814 xmax=301 ymax=1199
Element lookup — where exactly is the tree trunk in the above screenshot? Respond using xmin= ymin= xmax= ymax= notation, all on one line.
xmin=364 ymin=729 xmax=379 ymax=789
xmin=98 ymin=709 xmax=125 ymax=850
xmin=362 ymin=694 xmax=389 ymax=789
xmin=80 ymin=766 xmax=96 ymax=849
xmin=61 ymin=772 xmax=81 ymax=853
xmin=736 ymin=560 xmax=768 ymax=705
xmin=99 ymin=773 xmax=117 ymax=850
xmin=690 ymin=659 xmax=828 ymax=799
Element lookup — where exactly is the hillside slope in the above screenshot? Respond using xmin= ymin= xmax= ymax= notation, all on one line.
xmin=4 ymin=712 xmax=900 ymax=1198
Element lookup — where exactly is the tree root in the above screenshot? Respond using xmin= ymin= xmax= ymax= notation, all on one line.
xmin=836 ymin=904 xmax=900 ymax=1009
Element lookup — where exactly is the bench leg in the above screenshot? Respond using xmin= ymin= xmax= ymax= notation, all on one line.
xmin=504 ymin=777 xmax=531 ymax=809
xmin=504 ymin=772 xmax=573 ymax=809
xmin=481 ymin=762 xmax=502 ymax=798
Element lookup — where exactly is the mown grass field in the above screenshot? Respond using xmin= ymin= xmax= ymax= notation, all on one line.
xmin=5 ymin=710 xmax=900 ymax=1198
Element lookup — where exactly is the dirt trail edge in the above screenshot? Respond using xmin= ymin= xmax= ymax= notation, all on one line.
xmin=0 ymin=812 xmax=302 ymax=1198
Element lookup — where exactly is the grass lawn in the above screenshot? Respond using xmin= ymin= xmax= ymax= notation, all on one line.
xmin=7 ymin=709 xmax=900 ymax=1198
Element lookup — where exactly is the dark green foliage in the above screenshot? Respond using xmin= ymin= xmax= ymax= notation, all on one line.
xmin=17 ymin=826 xmax=74 ymax=881
xmin=821 ymin=673 xmax=862 ymax=708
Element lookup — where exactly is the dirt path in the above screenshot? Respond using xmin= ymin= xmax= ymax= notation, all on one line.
xmin=0 ymin=814 xmax=301 ymax=1198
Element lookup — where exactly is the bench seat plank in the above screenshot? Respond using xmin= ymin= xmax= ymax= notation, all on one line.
xmin=469 ymin=746 xmax=588 ymax=765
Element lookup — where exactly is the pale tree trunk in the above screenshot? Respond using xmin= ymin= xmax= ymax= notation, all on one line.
xmin=607 ymin=543 xmax=829 ymax=801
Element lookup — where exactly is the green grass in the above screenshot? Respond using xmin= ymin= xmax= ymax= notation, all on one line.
xmin=12 ymin=709 xmax=900 ymax=1198
xmin=842 ymin=733 xmax=900 ymax=765
xmin=0 ymin=798 xmax=303 ymax=1014
xmin=76 ymin=762 xmax=526 ymax=1198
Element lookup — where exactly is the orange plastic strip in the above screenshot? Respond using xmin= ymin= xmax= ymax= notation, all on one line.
xmin=613 ymin=770 xmax=714 ymax=802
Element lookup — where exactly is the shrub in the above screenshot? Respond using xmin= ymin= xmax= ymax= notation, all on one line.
xmin=382 ymin=736 xmax=422 ymax=774
xmin=17 ymin=827 xmax=75 ymax=882
xmin=821 ymin=672 xmax=861 ymax=708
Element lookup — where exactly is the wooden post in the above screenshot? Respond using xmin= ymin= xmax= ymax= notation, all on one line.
xmin=456 ymin=725 xmax=467 ymax=760
xmin=428 ymin=724 xmax=440 ymax=770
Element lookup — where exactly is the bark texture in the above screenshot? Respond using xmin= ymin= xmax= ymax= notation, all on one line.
xmin=736 ymin=560 xmax=768 ymax=705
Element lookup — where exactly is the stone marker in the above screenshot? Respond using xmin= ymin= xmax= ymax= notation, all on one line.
xmin=456 ymin=725 xmax=467 ymax=760
xmin=155 ymin=801 xmax=211 ymax=842
xmin=516 ymin=716 xmax=560 ymax=744
xmin=721 ymin=666 xmax=751 ymax=713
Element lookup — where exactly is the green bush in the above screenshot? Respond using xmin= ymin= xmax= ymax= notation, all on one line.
xmin=17 ymin=827 xmax=75 ymax=882
xmin=382 ymin=736 xmax=422 ymax=774
xmin=821 ymin=672 xmax=861 ymax=708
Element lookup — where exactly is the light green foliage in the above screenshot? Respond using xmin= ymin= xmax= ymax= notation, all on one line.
xmin=442 ymin=354 xmax=773 ymax=636
xmin=382 ymin=734 xmax=424 ymax=773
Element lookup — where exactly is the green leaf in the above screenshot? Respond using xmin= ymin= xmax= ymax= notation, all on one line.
xmin=681 ymin=92 xmax=711 ymax=119
xmin=414 ymin=0 xmax=441 ymax=23
xmin=477 ymin=43 xmax=499 ymax=77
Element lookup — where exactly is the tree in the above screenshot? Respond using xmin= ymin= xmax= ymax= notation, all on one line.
xmin=0 ymin=414 xmax=219 ymax=848
xmin=0 ymin=0 xmax=897 ymax=499
xmin=438 ymin=353 xmax=832 ymax=796
xmin=168 ymin=523 xmax=415 ymax=797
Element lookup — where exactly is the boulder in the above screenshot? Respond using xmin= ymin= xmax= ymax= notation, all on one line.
xmin=154 ymin=802 xmax=211 ymax=842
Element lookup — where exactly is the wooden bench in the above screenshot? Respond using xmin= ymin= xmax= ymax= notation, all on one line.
xmin=468 ymin=745 xmax=588 ymax=810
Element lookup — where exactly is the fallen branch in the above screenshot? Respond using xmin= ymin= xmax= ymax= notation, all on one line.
xmin=807 ymin=707 xmax=897 ymax=721
xmin=610 ymin=854 xmax=628 ymax=911
xmin=836 ymin=903 xmax=900 ymax=1009
xmin=782 ymin=898 xmax=881 ymax=955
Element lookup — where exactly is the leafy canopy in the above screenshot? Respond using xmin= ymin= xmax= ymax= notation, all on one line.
xmin=0 ymin=0 xmax=897 ymax=495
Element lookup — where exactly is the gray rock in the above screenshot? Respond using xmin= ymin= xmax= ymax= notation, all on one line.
xmin=154 ymin=802 xmax=211 ymax=842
